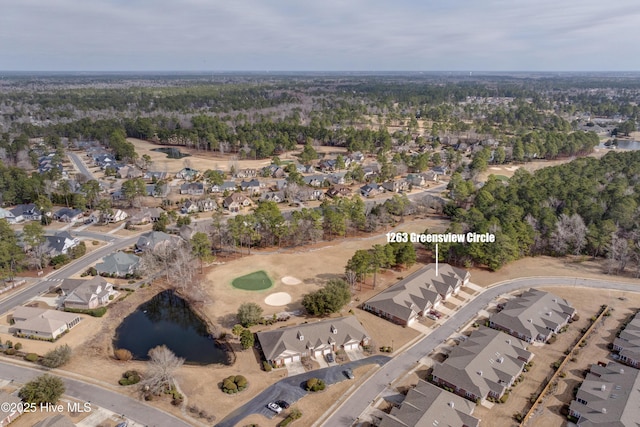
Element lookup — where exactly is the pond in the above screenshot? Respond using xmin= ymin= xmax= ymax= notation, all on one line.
xmin=599 ymin=140 xmax=640 ymax=151
xmin=113 ymin=290 xmax=231 ymax=365
xmin=151 ymin=147 xmax=191 ymax=159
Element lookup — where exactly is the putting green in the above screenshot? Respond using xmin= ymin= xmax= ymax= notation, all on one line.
xmin=231 ymin=271 xmax=273 ymax=291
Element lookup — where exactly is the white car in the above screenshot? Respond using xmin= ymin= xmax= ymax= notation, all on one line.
xmin=267 ymin=402 xmax=282 ymax=414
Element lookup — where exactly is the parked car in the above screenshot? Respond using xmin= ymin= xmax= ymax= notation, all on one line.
xmin=344 ymin=368 xmax=355 ymax=379
xmin=276 ymin=400 xmax=290 ymax=409
xmin=325 ymin=353 xmax=334 ymax=363
xmin=267 ymin=402 xmax=282 ymax=414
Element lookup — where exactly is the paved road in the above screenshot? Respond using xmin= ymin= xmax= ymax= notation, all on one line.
xmin=0 ymin=235 xmax=139 ymax=315
xmin=215 ymin=356 xmax=391 ymax=427
xmin=0 ymin=362 xmax=191 ymax=427
xmin=321 ymin=276 xmax=640 ymax=427
xmin=68 ymin=152 xmax=95 ymax=181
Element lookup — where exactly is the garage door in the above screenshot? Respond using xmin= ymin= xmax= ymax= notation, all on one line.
xmin=314 ymin=350 xmax=323 ymax=358
xmin=344 ymin=343 xmax=357 ymax=350
xmin=282 ymin=357 xmax=292 ymax=365
xmin=323 ymin=348 xmax=331 ymax=355
xmin=292 ymin=355 xmax=301 ymax=362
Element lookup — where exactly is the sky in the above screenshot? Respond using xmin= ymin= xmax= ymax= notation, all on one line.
xmin=2 ymin=0 xmax=640 ymax=72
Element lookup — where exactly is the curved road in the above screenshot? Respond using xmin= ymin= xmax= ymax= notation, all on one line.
xmin=0 ymin=362 xmax=191 ymax=427
xmin=0 ymin=235 xmax=139 ymax=317
xmin=321 ymin=276 xmax=640 ymax=426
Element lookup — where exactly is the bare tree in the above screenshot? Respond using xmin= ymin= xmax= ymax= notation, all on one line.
xmin=550 ymin=213 xmax=587 ymax=255
xmin=140 ymin=345 xmax=184 ymax=395
xmin=605 ymin=232 xmax=630 ymax=275
xmin=345 ymin=270 xmax=358 ymax=292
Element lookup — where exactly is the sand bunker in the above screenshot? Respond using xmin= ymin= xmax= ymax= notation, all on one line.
xmin=265 ymin=292 xmax=292 ymax=306
xmin=281 ymin=276 xmax=302 ymax=285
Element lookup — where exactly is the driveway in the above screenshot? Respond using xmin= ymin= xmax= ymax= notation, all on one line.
xmin=286 ymin=360 xmax=306 ymax=376
xmin=345 ymin=348 xmax=366 ymax=361
xmin=214 ymin=355 xmax=391 ymax=427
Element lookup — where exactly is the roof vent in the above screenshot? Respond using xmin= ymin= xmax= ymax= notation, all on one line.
xmin=547 ymin=312 xmax=553 ymax=316
xmin=553 ymin=298 xmax=557 ymax=303
xmin=331 ymin=326 xmax=338 ymax=334
xmin=601 ymin=384 xmax=606 ymax=391
xmin=620 ymin=368 xmax=624 ymax=374
xmin=506 ymin=339 xmax=512 ymax=345
xmin=498 ymin=357 xmax=504 ymax=363
xmin=477 ymin=370 xmax=483 ymax=377
xmin=448 ymin=401 xmax=454 ymax=408
xmin=297 ymin=332 xmax=304 ymax=341
xmin=528 ymin=319 xmax=533 ymax=323
xmin=602 ymin=408 xmax=607 ymax=414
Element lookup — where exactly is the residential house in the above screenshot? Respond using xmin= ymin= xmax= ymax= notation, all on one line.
xmin=363 ymin=264 xmax=469 ymax=326
xmin=240 ymin=179 xmax=263 ymax=195
xmin=382 ymin=179 xmax=409 ymax=193
xmin=432 ymin=327 xmax=534 ymax=402
xmin=116 ymin=165 xmax=143 ymax=179
xmin=261 ymin=164 xmax=286 ymax=178
xmin=432 ymin=165 xmax=449 ymax=175
xmin=569 ymin=362 xmax=640 ymax=426
xmin=489 ymin=288 xmax=577 ymax=344
xmin=234 ymin=168 xmax=257 ymax=179
xmin=95 ymin=251 xmax=140 ymax=277
xmin=180 ymin=182 xmax=205 ymax=196
xmin=10 ymin=204 xmax=42 ymax=223
xmin=145 ymin=183 xmax=169 ymax=198
xmin=127 ymin=207 xmax=165 ymax=225
xmin=57 ymin=276 xmax=117 ymax=310
xmin=176 ymin=221 xmax=211 ymax=241
xmin=261 ymin=191 xmax=285 ymax=203
xmin=405 ymin=173 xmax=426 ymax=187
xmin=257 ymin=316 xmax=370 ymax=367
xmin=53 ymin=207 xmax=83 ymax=223
xmin=304 ymin=175 xmax=326 ymax=187
xmin=43 ymin=231 xmax=80 ymax=257
xmin=211 ymin=181 xmax=237 ymax=193
xmin=326 ymin=184 xmax=352 ymax=198
xmin=176 ymin=167 xmax=199 ymax=181
xmin=223 ymin=193 xmax=251 ymax=212
xmin=89 ymin=209 xmax=127 ymax=224
xmin=93 ymin=153 xmax=116 ymax=169
xmin=274 ymin=179 xmax=288 ymax=191
xmin=613 ymin=312 xmax=640 ymax=368
xmin=327 ymin=171 xmax=350 ymax=185
xmin=317 ymin=159 xmax=337 ymax=172
xmin=0 ymin=391 xmax=23 ymax=426
xmin=348 ymin=151 xmax=365 ymax=163
xmin=143 ymin=171 xmax=168 ymax=181
xmin=360 ymin=183 xmax=383 ymax=197
xmin=379 ymin=380 xmax=480 ymax=427
xmin=9 ymin=306 xmax=82 ymax=340
xmin=0 ymin=208 xmax=16 ymax=224
xmin=135 ymin=231 xmax=179 ymax=253
xmin=297 ymin=187 xmax=324 ymax=202
xmin=363 ymin=164 xmax=380 ymax=179
xmin=197 ymin=198 xmax=217 ymax=212
xmin=181 ymin=199 xmax=199 ymax=214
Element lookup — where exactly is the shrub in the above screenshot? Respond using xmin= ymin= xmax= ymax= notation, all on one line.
xmin=263 ymin=361 xmax=272 ymax=372
xmin=221 ymin=375 xmax=248 ymax=394
xmin=114 ymin=348 xmax=133 ymax=361
xmin=64 ymin=307 xmax=107 ymax=317
xmin=19 ymin=374 xmax=65 ymax=404
xmin=24 ymin=353 xmax=39 ymax=362
xmin=5 ymin=348 xmax=16 ymax=356
xmin=499 ymin=393 xmax=509 ymax=403
xmin=305 ymin=377 xmax=325 ymax=392
xmin=14 ymin=342 xmax=22 ymax=350
xmin=40 ymin=344 xmax=72 ymax=368
xmin=5 ymin=340 xmax=13 ymax=348
xmin=118 ymin=370 xmax=141 ymax=386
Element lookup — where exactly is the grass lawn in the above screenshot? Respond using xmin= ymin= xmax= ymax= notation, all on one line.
xmin=231 ymin=270 xmax=273 ymax=291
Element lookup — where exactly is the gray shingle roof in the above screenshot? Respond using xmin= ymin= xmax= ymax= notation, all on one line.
xmin=569 ymin=362 xmax=640 ymax=426
xmin=490 ymin=288 xmax=576 ymax=342
xmin=380 ymin=381 xmax=480 ymax=427
xmin=432 ymin=327 xmax=533 ymax=400
xmin=256 ymin=316 xmax=369 ymax=361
